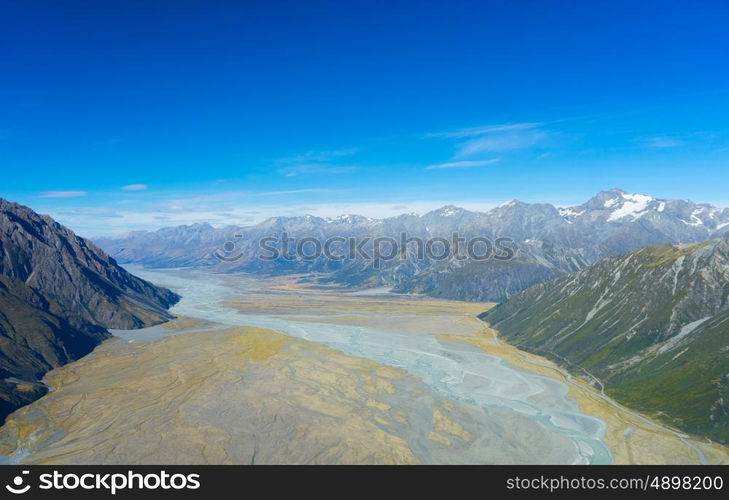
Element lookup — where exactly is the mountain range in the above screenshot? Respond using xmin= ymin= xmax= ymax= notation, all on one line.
xmin=483 ymin=234 xmax=729 ymax=444
xmin=0 ymin=199 xmax=179 ymax=422
xmin=3 ymin=190 xmax=728 ymax=447
xmin=96 ymin=189 xmax=729 ymax=301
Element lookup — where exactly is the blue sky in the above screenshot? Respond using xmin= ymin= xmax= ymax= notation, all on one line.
xmin=2 ymin=0 xmax=728 ymax=235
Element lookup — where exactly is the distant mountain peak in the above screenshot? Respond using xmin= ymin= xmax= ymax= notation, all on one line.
xmin=496 ymin=199 xmax=524 ymax=208
xmin=327 ymin=214 xmax=372 ymax=224
xmin=428 ymin=205 xmax=466 ymax=217
xmin=552 ymin=189 xmax=729 ymax=232
xmin=601 ymin=187 xmax=627 ymax=195
xmin=604 ymin=192 xmax=655 ymax=221
xmin=584 ymin=188 xmax=635 ymax=208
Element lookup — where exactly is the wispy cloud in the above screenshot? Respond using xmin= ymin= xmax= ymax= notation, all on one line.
xmin=428 ymin=122 xmax=551 ymax=158
xmin=275 ymin=148 xmax=360 ymax=177
xmin=39 ymin=190 xmax=87 ymax=198
xmin=158 ymin=188 xmax=344 ymax=211
xmin=427 ymin=122 xmax=544 ymax=139
xmin=456 ymin=128 xmax=548 ymax=157
xmin=277 ymin=148 xmax=358 ymax=164
xmin=425 ymin=159 xmax=501 ymax=170
xmin=121 ymin=183 xmax=149 ymax=191
xmin=642 ymin=136 xmax=685 ymax=148
xmin=248 ymin=188 xmax=342 ymax=197
xmin=279 ymin=164 xmax=359 ymax=177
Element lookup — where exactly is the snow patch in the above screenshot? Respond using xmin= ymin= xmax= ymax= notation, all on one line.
xmin=438 ymin=206 xmax=461 ymax=217
xmin=679 ymin=208 xmax=708 ymax=227
xmin=558 ymin=207 xmax=584 ymax=218
xmin=329 ymin=214 xmax=371 ymax=224
xmin=607 ymin=193 xmax=654 ymax=221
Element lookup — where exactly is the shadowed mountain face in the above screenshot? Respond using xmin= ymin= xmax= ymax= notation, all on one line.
xmin=483 ymin=234 xmax=729 ymax=444
xmin=0 ymin=199 xmax=180 ymax=422
xmin=95 ymin=189 xmax=729 ymax=301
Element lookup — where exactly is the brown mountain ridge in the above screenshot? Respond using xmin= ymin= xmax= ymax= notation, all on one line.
xmin=0 ymin=199 xmax=179 ymax=422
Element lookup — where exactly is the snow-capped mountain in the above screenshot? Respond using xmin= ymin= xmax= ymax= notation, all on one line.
xmin=560 ymin=188 xmax=729 ymax=230
xmin=326 ymin=214 xmax=377 ymax=225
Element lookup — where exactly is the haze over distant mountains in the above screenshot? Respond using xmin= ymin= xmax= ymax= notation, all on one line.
xmin=96 ymin=189 xmax=729 ymax=301
xmin=0 ymin=199 xmax=179 ymax=422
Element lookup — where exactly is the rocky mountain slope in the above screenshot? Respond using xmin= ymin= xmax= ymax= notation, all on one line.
xmin=0 ymin=199 xmax=179 ymax=422
xmin=95 ymin=189 xmax=729 ymax=301
xmin=482 ymin=235 xmax=729 ymax=444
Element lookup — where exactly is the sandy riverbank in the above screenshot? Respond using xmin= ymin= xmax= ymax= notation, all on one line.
xmin=223 ymin=275 xmax=729 ymax=464
xmin=437 ymin=326 xmax=729 ymax=465
xmin=0 ymin=321 xmax=583 ymax=464
xmin=2 ymin=269 xmax=723 ymax=464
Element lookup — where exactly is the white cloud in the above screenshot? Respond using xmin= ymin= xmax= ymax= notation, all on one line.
xmin=425 ymin=159 xmax=501 ymax=170
xmin=279 ymin=164 xmax=359 ymax=177
xmin=455 ymin=128 xmax=548 ymax=157
xmin=427 ymin=122 xmax=544 ymax=139
xmin=159 ymin=188 xmax=342 ymax=208
xmin=121 ymin=184 xmax=149 ymax=191
xmin=427 ymin=122 xmax=551 ymax=158
xmin=274 ymin=148 xmax=361 ymax=177
xmin=39 ymin=190 xmax=87 ymax=198
xmin=643 ymin=136 xmax=684 ymax=148
xmin=277 ymin=148 xmax=358 ymax=164
xmin=247 ymin=188 xmax=342 ymax=197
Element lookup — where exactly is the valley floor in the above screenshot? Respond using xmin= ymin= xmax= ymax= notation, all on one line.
xmin=0 ymin=270 xmax=725 ymax=464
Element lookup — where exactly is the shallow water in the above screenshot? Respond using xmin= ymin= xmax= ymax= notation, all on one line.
xmin=120 ymin=266 xmax=613 ymax=464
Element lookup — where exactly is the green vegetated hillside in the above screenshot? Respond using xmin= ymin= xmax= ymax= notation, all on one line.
xmin=483 ymin=236 xmax=729 ymax=444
